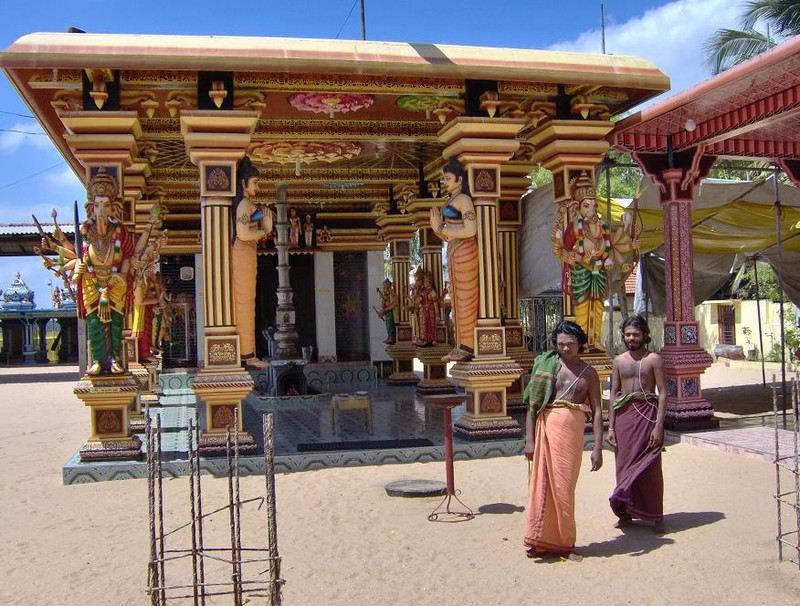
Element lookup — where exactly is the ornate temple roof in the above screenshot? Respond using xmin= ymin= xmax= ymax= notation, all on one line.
xmin=0 ymin=32 xmax=669 ymax=254
xmin=1 ymin=272 xmax=35 ymax=310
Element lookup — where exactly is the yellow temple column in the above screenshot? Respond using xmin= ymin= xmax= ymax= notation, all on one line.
xmin=499 ymin=159 xmax=535 ymax=412
xmin=526 ymin=118 xmax=616 ymax=380
xmin=416 ymin=227 xmax=454 ymax=393
xmin=438 ymin=117 xmax=526 ymax=438
xmin=181 ymin=110 xmax=260 ymax=454
xmin=59 ymin=110 xmax=143 ymax=460
xmin=376 ymin=215 xmax=419 ymax=385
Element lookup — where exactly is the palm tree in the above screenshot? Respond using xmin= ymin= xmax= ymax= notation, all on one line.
xmin=705 ymin=0 xmax=800 ymax=74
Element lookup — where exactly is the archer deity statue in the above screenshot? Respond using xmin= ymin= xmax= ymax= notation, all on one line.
xmin=232 ymin=156 xmax=273 ymax=367
xmin=551 ymin=171 xmax=639 ymax=351
xmin=374 ymin=278 xmax=398 ymax=344
xmin=429 ymin=157 xmax=479 ymax=362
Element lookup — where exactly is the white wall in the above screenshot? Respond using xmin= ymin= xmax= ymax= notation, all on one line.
xmin=367 ymin=249 xmax=390 ymax=362
xmin=194 ymin=253 xmax=205 ymax=367
xmin=314 ymin=251 xmax=337 ymax=359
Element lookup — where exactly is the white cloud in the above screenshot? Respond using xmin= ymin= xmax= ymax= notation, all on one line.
xmin=45 ymin=166 xmax=82 ymax=189
xmin=0 ymin=121 xmax=53 ymax=153
xmin=549 ymin=0 xmax=746 ymax=101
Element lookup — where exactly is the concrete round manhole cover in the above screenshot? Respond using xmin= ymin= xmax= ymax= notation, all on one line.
xmin=385 ymin=479 xmax=447 ymax=498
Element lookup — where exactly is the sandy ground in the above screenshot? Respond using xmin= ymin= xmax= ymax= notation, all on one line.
xmin=1 ymin=362 xmax=799 ymax=605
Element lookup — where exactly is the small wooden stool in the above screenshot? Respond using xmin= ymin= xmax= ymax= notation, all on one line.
xmin=331 ymin=392 xmax=373 ymax=433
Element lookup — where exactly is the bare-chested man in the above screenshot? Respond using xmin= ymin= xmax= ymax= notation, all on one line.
xmin=608 ymin=315 xmax=667 ymax=534
xmin=523 ymin=320 xmax=603 ymax=558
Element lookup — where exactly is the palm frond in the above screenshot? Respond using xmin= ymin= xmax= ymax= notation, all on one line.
xmin=703 ymin=28 xmax=774 ymax=74
xmin=741 ymin=0 xmax=800 ymax=36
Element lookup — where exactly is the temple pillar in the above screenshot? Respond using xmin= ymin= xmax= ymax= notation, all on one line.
xmin=414 ymin=227 xmax=453 ymax=394
xmin=438 ymin=117 xmax=526 ymax=438
xmin=58 ymin=110 xmax=143 ymax=459
xmin=181 ymin=110 xmax=260 ymax=454
xmin=632 ymin=148 xmax=718 ymax=430
xmin=272 ymin=183 xmax=299 ymax=359
xmin=374 ymin=219 xmax=419 ymax=385
xmin=526 ymin=118 xmax=616 ymax=380
xmin=499 ymin=159 xmax=535 ymax=412
xmin=21 ymin=317 xmax=35 ymax=365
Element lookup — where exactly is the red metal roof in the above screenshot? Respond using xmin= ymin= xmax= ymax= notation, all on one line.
xmin=613 ymin=35 xmax=800 ymax=159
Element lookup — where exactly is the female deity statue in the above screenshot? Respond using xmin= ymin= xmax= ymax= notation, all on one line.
xmin=232 ymin=156 xmax=272 ymax=367
xmin=420 ymin=271 xmax=439 ymax=346
xmin=303 ymin=213 xmax=315 ymax=247
xmin=131 ymin=226 xmax=167 ymax=363
xmin=288 ymin=206 xmax=301 ymax=248
xmin=72 ymin=168 xmax=135 ymax=375
xmin=375 ymin=278 xmax=398 ymax=344
xmin=408 ymin=266 xmax=425 ymax=346
xmin=429 ymin=157 xmax=479 ymax=362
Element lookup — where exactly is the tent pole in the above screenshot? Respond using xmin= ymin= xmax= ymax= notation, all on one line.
xmin=773 ymin=168 xmax=788 ymax=429
xmin=753 ymin=256 xmax=767 ymax=387
xmin=605 ymin=160 xmax=614 ymax=354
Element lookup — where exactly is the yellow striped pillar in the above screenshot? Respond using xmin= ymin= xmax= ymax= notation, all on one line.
xmin=437 ymin=117 xmax=526 ymax=439
xmin=500 ymin=160 xmax=535 ymax=412
xmin=415 ymin=227 xmax=453 ymax=394
xmin=181 ymin=110 xmax=260 ymax=454
xmin=381 ymin=231 xmax=419 ymax=385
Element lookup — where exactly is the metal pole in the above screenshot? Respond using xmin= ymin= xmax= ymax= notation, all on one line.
xmin=156 ymin=414 xmax=167 ymax=605
xmin=605 ymin=162 xmax=614 ymax=354
xmin=600 ymin=3 xmax=606 ymax=54
xmin=194 ymin=419 xmax=206 ymax=605
xmin=773 ymin=169 xmax=788 ymax=428
xmin=188 ymin=418 xmax=200 ymax=606
xmin=773 ymin=374 xmax=783 ymax=562
xmin=226 ymin=426 xmax=241 ymax=606
xmin=753 ymin=258 xmax=767 ymax=386
xmin=264 ymin=414 xmax=282 ymax=605
xmin=360 ymin=0 xmax=366 ymax=40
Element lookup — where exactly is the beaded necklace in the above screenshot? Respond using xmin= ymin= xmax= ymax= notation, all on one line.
xmin=576 ymin=216 xmax=611 ymax=273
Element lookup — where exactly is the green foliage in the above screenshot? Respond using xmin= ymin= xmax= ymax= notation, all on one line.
xmin=733 ymin=261 xmax=785 ymax=302
xmin=597 ymin=151 xmax=641 ymax=200
xmin=704 ymin=0 xmax=800 ymax=74
xmin=766 ymin=305 xmax=800 ymax=363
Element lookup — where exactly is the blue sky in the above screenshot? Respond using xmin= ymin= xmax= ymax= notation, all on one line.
xmin=0 ymin=0 xmax=748 ymax=306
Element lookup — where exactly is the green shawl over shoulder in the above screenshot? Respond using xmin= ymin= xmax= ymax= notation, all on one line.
xmin=613 ymin=390 xmax=658 ymax=410
xmin=523 ymin=350 xmax=560 ymax=425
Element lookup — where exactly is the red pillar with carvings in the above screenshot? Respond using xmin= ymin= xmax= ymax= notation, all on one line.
xmin=634 ymin=147 xmax=719 ymax=430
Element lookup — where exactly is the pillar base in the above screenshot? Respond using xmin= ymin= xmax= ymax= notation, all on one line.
xmin=386 ymin=342 xmax=419 ymax=385
xmin=198 ymin=431 xmax=258 ymax=455
xmin=453 ymin=415 xmax=521 ymax=440
xmin=416 ymin=344 xmax=455 ymax=395
xmin=74 ymin=373 xmax=142 ymax=462
xmin=507 ymin=346 xmax=535 ymax=413
xmin=449 ymin=357 xmax=523 ymax=440
xmin=660 ymin=342 xmax=716 ymax=431
xmin=191 ymin=370 xmax=257 ymax=457
xmin=80 ymin=435 xmax=143 ymax=461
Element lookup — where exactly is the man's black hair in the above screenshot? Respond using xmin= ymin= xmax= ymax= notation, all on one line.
xmin=551 ymin=320 xmax=588 ymax=352
xmin=621 ymin=314 xmax=651 ymax=344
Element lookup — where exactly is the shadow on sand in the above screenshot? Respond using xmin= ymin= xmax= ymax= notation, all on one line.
xmin=476 ymin=502 xmax=526 ymax=515
xmin=0 ymin=371 xmax=81 ymax=384
xmin=576 ymin=511 xmax=726 ymax=559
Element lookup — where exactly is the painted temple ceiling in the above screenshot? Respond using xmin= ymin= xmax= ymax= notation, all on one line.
xmin=1 ymin=33 xmax=669 ymax=252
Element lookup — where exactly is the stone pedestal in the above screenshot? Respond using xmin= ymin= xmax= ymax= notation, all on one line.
xmin=450 ymin=327 xmax=522 ymax=439
xmin=661 ymin=321 xmax=717 ymax=430
xmin=74 ymin=374 xmax=142 ymax=461
xmin=415 ymin=342 xmax=455 ymax=395
xmin=191 ymin=371 xmax=257 ymax=454
xmin=505 ymin=326 xmax=534 ymax=413
xmin=387 ymin=330 xmax=419 ymax=385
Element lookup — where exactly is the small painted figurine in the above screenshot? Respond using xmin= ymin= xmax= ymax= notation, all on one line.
xmin=420 ymin=271 xmax=439 ymax=346
xmin=289 ymin=206 xmax=301 ymax=248
xmin=375 ymin=278 xmax=398 ymax=344
xmin=318 ymin=225 xmax=332 ymax=243
xmin=303 ymin=213 xmax=315 ymax=247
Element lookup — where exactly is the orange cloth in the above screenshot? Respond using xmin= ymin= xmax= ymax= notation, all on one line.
xmin=524 ymin=406 xmax=588 ymax=554
xmin=447 ymin=237 xmax=478 ymax=350
xmin=231 ymin=238 xmax=258 ymax=358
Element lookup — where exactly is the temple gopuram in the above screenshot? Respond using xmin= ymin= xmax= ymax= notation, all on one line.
xmin=0 ymin=32 xmax=669 ymax=456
